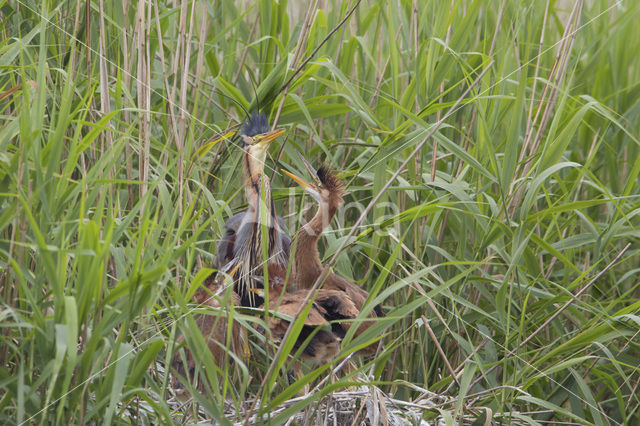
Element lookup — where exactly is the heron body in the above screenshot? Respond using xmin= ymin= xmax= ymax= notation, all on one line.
xmin=284 ymin=161 xmax=384 ymax=354
xmin=171 ymin=272 xmax=246 ymax=394
xmin=216 ymin=211 xmax=290 ymax=270
xmin=219 ymin=112 xmax=289 ymax=307
xmin=172 ymin=113 xmax=286 ymax=392
xmin=252 ymin=275 xmax=358 ymax=364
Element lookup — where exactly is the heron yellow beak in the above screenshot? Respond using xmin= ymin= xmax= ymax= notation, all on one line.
xmin=226 ymin=263 xmax=241 ymax=278
xmin=255 ymin=128 xmax=285 ymax=146
xmin=296 ymin=151 xmax=322 ymax=185
xmin=248 ymin=288 xmax=265 ymax=297
xmin=282 ymin=169 xmax=313 ymax=190
xmin=219 ymin=261 xmax=242 ymax=277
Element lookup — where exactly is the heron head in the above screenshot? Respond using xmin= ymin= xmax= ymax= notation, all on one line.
xmin=282 ymin=153 xmax=347 ymax=207
xmin=240 ymin=112 xmax=284 ymax=177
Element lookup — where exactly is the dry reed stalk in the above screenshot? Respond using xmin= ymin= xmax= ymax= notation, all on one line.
xmin=508 ymin=0 xmax=584 ymax=217
xmin=136 ymin=0 xmax=151 ymax=213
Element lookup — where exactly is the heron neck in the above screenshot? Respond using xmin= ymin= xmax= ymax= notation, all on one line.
xmin=236 ymin=173 xmax=282 ymax=306
xmin=249 ymin=175 xmax=277 ymax=243
xmin=243 ymin=148 xmax=266 ymax=204
xmin=304 ymin=201 xmax=338 ymax=236
xmin=292 ymin=200 xmax=339 ymax=289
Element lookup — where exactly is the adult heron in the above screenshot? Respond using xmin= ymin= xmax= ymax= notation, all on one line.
xmin=217 ymin=113 xmax=290 ymax=307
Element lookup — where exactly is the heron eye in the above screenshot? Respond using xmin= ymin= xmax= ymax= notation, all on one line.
xmin=241 ymin=135 xmax=254 ymax=146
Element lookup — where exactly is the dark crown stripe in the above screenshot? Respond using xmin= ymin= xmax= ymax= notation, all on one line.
xmin=242 ymin=112 xmax=270 ymax=137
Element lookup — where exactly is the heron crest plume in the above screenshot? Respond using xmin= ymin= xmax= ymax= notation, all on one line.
xmin=316 ymin=165 xmax=345 ymax=193
xmin=242 ymin=112 xmax=270 ymax=137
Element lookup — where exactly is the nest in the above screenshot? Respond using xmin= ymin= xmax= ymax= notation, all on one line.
xmin=167 ymin=381 xmax=452 ymax=425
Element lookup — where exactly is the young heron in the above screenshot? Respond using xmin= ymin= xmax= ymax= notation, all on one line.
xmin=283 ymin=159 xmax=384 ymax=352
xmin=216 ymin=113 xmax=290 ymax=307
xmin=250 ymin=274 xmax=359 ymax=365
xmin=171 ymin=266 xmax=245 ymax=396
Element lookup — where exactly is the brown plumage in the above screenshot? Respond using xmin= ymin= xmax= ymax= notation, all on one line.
xmin=283 ymin=160 xmax=384 ymax=354
xmin=171 ymin=271 xmax=246 ymax=395
xmin=252 ymin=275 xmax=359 ymax=364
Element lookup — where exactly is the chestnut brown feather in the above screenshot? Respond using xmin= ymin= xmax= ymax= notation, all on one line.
xmin=255 ymin=276 xmax=357 ymax=364
xmin=316 ymin=165 xmax=346 ymax=193
xmin=171 ymin=273 xmax=246 ymax=395
xmin=286 ymin=160 xmax=384 ymax=355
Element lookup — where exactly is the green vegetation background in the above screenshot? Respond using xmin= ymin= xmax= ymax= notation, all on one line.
xmin=0 ymin=0 xmax=639 ymax=424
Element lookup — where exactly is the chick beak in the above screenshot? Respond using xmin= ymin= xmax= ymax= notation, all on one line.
xmin=220 ymin=261 xmax=242 ymax=276
xmin=282 ymin=169 xmax=313 ymax=190
xmin=296 ymin=151 xmax=322 ymax=185
xmin=282 ymin=169 xmax=322 ymax=201
xmin=248 ymin=287 xmax=265 ymax=298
